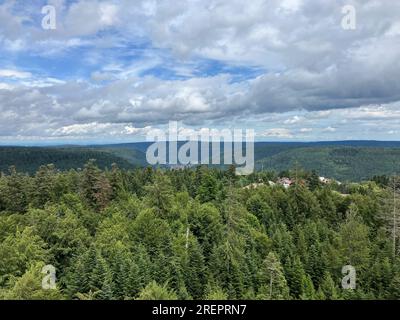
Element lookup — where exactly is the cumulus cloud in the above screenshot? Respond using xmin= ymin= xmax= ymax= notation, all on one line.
xmin=323 ymin=127 xmax=337 ymax=132
xmin=0 ymin=69 xmax=31 ymax=79
xmin=48 ymin=122 xmax=153 ymax=137
xmin=260 ymin=128 xmax=294 ymax=139
xmin=284 ymin=116 xmax=304 ymax=125
xmin=0 ymin=0 xmax=399 ymax=142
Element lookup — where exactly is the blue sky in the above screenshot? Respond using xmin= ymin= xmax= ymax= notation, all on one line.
xmin=0 ymin=0 xmax=400 ymax=145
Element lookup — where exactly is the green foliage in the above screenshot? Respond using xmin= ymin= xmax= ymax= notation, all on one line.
xmin=300 ymin=274 xmax=316 ymax=300
xmin=257 ymin=252 xmax=290 ymax=300
xmin=0 ymin=161 xmax=399 ymax=300
xmin=319 ymin=272 xmax=340 ymax=300
xmin=0 ymin=263 xmax=65 ymax=300
xmin=136 ymin=281 xmax=177 ymax=300
xmin=0 ymin=147 xmax=136 ymax=174
xmin=258 ymin=145 xmax=400 ymax=181
xmin=205 ymin=285 xmax=228 ymax=300
xmin=0 ymin=227 xmax=48 ymax=286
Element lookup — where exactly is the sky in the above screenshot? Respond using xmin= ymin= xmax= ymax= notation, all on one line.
xmin=0 ymin=0 xmax=400 ymax=145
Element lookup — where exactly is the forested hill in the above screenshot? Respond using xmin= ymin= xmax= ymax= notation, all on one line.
xmin=90 ymin=141 xmax=400 ymax=181
xmin=256 ymin=147 xmax=400 ymax=182
xmin=0 ymin=147 xmax=136 ymax=174
xmin=2 ymin=141 xmax=400 ymax=180
xmin=0 ymin=163 xmax=399 ymax=300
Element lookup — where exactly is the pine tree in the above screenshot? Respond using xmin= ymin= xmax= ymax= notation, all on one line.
xmin=144 ymin=173 xmax=174 ymax=217
xmin=288 ymin=184 xmax=322 ymax=225
xmin=197 ymin=173 xmax=218 ymax=203
xmin=109 ymin=163 xmax=124 ymax=199
xmin=183 ymin=237 xmax=207 ymax=299
xmin=258 ymin=252 xmax=289 ymax=300
xmin=316 ymin=188 xmax=339 ymax=225
xmin=188 ymin=202 xmax=223 ymax=262
xmin=285 ymin=256 xmax=306 ymax=299
xmin=205 ymin=284 xmax=228 ymax=300
xmin=80 ymin=160 xmax=112 ymax=211
xmin=133 ymin=245 xmax=152 ymax=290
xmin=33 ymin=164 xmax=57 ymax=208
xmin=4 ymin=166 xmax=28 ymax=213
xmin=108 ymin=243 xmax=137 ymax=299
xmin=305 ymin=244 xmax=325 ymax=287
xmin=319 ymin=272 xmax=340 ymax=300
xmin=88 ymin=249 xmax=110 ymax=293
xmin=300 ymin=274 xmax=316 ymax=300
xmin=136 ymin=281 xmax=177 ymax=300
xmin=246 ymin=194 xmax=275 ymax=230
xmin=81 ymin=159 xmax=101 ymax=208
xmin=98 ymin=271 xmax=115 ymax=300
xmin=338 ymin=204 xmax=370 ymax=269
xmin=308 ymin=170 xmax=321 ymax=191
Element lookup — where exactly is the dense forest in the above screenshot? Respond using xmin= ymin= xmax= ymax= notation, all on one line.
xmin=0 ymin=147 xmax=135 ymax=174
xmin=3 ymin=143 xmax=400 ymax=181
xmin=257 ymin=147 xmax=400 ymax=181
xmin=0 ymin=161 xmax=399 ymax=300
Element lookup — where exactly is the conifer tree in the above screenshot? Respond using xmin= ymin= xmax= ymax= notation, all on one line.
xmin=136 ymin=281 xmax=177 ymax=300
xmin=258 ymin=252 xmax=289 ymax=300
xmin=300 ymin=274 xmax=316 ymax=300
xmin=319 ymin=272 xmax=340 ymax=300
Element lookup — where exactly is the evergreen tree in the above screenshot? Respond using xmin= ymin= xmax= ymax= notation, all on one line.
xmin=33 ymin=164 xmax=57 ymax=208
xmin=3 ymin=166 xmax=28 ymax=213
xmin=258 ymin=252 xmax=289 ymax=300
xmin=1 ymin=263 xmax=65 ymax=300
xmin=81 ymin=160 xmax=112 ymax=211
xmin=144 ymin=173 xmax=174 ymax=217
xmin=136 ymin=281 xmax=177 ymax=300
xmin=319 ymin=272 xmax=340 ymax=300
xmin=285 ymin=256 xmax=306 ymax=299
xmin=300 ymin=274 xmax=316 ymax=300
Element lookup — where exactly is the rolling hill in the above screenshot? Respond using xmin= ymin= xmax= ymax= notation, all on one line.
xmin=2 ymin=141 xmax=400 ymax=181
xmin=0 ymin=147 xmax=137 ymax=174
xmin=255 ymin=146 xmax=400 ymax=181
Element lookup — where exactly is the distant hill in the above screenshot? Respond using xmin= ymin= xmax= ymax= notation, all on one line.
xmin=0 ymin=147 xmax=136 ymax=174
xmin=2 ymin=141 xmax=400 ymax=180
xmin=256 ymin=146 xmax=400 ymax=182
xmin=94 ymin=141 xmax=400 ymax=181
xmin=85 ymin=144 xmax=148 ymax=166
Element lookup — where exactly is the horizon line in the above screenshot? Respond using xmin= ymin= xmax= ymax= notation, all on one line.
xmin=1 ymin=139 xmax=400 ymax=148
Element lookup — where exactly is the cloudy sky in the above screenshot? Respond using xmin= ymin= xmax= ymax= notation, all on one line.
xmin=0 ymin=0 xmax=399 ymax=144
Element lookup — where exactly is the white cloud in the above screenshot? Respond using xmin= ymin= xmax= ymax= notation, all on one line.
xmin=99 ymin=3 xmax=119 ymax=26
xmin=260 ymin=128 xmax=293 ymax=138
xmin=284 ymin=116 xmax=304 ymax=125
xmin=323 ymin=127 xmax=337 ymax=132
xmin=0 ymin=69 xmax=31 ymax=79
xmin=49 ymin=122 xmax=153 ymax=137
xmin=61 ymin=1 xmax=120 ymax=37
xmin=0 ymin=82 xmax=13 ymax=90
xmin=0 ymin=0 xmax=400 ymax=142
xmin=280 ymin=0 xmax=303 ymax=13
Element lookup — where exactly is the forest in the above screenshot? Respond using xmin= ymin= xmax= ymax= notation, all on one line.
xmin=3 ymin=143 xmax=400 ymax=181
xmin=0 ymin=160 xmax=399 ymax=300
xmin=0 ymin=147 xmax=135 ymax=174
